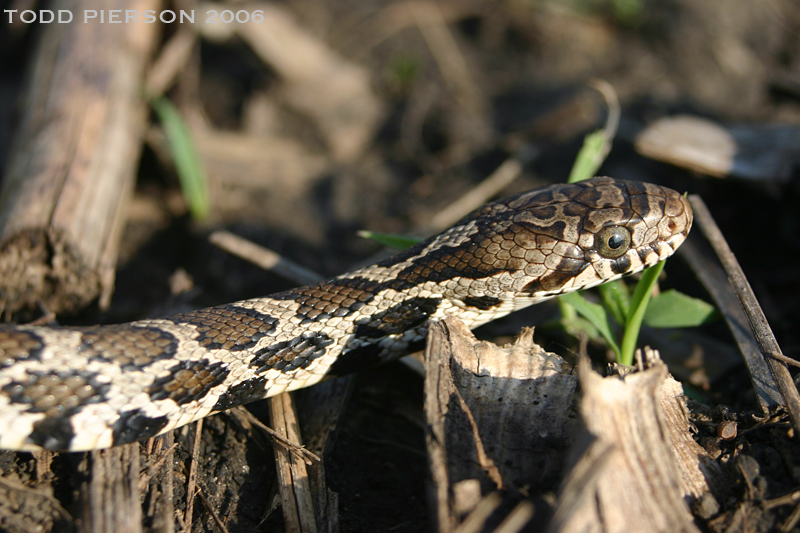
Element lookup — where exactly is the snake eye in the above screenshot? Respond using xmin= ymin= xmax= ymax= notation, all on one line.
xmin=596 ymin=226 xmax=631 ymax=259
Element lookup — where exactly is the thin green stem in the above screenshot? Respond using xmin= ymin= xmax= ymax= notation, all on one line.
xmin=619 ymin=260 xmax=665 ymax=365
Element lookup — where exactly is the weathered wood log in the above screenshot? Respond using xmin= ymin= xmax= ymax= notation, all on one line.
xmin=548 ymin=356 xmax=711 ymax=533
xmin=424 ymin=317 xmax=578 ymax=531
xmin=424 ymin=317 xmax=721 ymax=533
xmin=0 ymin=0 xmax=160 ymax=315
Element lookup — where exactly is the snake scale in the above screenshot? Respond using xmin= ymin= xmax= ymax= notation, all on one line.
xmin=0 ymin=177 xmax=692 ymax=452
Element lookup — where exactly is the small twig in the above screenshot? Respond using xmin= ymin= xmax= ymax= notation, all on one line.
xmin=183 ymin=420 xmax=203 ymax=532
xmin=493 ymin=500 xmax=535 ymax=533
xmin=409 ymin=1 xmax=485 ymax=114
xmin=768 ymin=352 xmax=800 ymax=368
xmin=589 ymin=78 xmax=621 ymax=142
xmin=679 ymin=237 xmax=781 ymax=411
xmin=737 ymin=461 xmax=758 ymax=502
xmin=137 ymin=442 xmax=181 ymax=492
xmin=209 ymin=230 xmax=322 ymax=286
xmin=763 ymin=490 xmax=800 ymax=510
xmin=28 ymin=304 xmax=57 ymax=326
xmin=779 ymin=501 xmax=800 ymax=532
xmin=197 ymin=486 xmax=232 ymax=533
xmin=738 ymin=421 xmax=792 ymax=436
xmin=32 ymin=450 xmax=52 ymax=483
xmin=452 ymin=387 xmax=504 ymax=489
xmin=145 ymin=28 xmax=196 ymax=97
xmin=233 ymin=407 xmax=320 ymax=465
xmin=269 ymin=393 xmax=319 ymax=533
xmin=452 ymin=492 xmax=503 ymax=533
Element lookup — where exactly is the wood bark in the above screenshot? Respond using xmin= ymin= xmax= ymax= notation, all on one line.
xmin=424 ymin=317 xmax=579 ymax=532
xmin=548 ymin=359 xmax=702 ymax=533
xmin=0 ymin=0 xmax=160 ymax=315
xmin=79 ymin=445 xmax=142 ymax=533
xmin=424 ymin=316 xmax=720 ymax=533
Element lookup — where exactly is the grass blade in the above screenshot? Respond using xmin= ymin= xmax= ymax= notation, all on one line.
xmin=567 ymin=130 xmax=611 ymax=184
xmin=560 ymin=291 xmax=621 ymax=360
xmin=150 ymin=96 xmax=209 ymax=220
xmin=598 ymin=280 xmax=630 ymax=326
xmin=619 ymin=260 xmax=665 ymax=365
xmin=357 ymin=230 xmax=422 ymax=250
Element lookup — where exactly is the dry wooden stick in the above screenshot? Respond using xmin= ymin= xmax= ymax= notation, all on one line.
xmin=678 ymin=236 xmax=782 ymax=411
xmin=209 ymin=230 xmax=322 ymax=286
xmin=0 ymin=0 xmax=161 ymax=315
xmin=183 ymin=420 xmax=204 ymax=532
xmin=80 ymin=445 xmax=142 ymax=533
xmin=426 ymin=145 xmax=537 ymax=232
xmin=233 ymin=407 xmax=319 ymax=465
xmin=269 ymin=393 xmax=319 ymax=533
xmin=196 ymin=487 xmax=232 ymax=533
xmin=688 ymin=195 xmax=800 ymax=432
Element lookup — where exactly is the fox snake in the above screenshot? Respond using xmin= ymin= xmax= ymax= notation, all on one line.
xmin=0 ymin=177 xmax=692 ymax=451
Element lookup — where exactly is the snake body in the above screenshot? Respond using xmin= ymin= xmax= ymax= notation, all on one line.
xmin=0 ymin=177 xmax=692 ymax=451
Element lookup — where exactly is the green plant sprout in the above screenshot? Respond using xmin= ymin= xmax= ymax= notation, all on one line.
xmin=149 ymin=96 xmax=209 ymax=220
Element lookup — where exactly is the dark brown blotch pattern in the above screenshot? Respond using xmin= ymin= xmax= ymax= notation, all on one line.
xmin=1 ymin=370 xmax=107 ymax=417
xmin=462 ymin=295 xmax=503 ymax=310
xmin=212 ymin=376 xmax=270 ymax=411
xmin=149 ymin=359 xmax=229 ymax=405
xmin=328 ymin=342 xmax=386 ymax=377
xmin=272 ymin=279 xmax=379 ymax=323
xmin=524 ymin=270 xmax=579 ymax=294
xmin=170 ymin=305 xmax=278 ymax=351
xmin=251 ymin=333 xmax=334 ymax=374
xmin=4 ymin=370 xmax=110 ymax=450
xmin=390 ymin=224 xmax=519 ymax=286
xmin=0 ymin=329 xmax=45 ymax=367
xmin=75 ymin=325 xmax=178 ymax=368
xmin=112 ymin=410 xmax=168 ymax=446
xmin=354 ymin=297 xmax=441 ymax=338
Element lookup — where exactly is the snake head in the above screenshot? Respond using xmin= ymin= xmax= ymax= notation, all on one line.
xmin=358 ymin=177 xmax=691 ymax=322
xmin=501 ymin=177 xmax=693 ymax=300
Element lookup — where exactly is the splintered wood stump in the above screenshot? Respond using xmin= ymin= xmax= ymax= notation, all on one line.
xmin=424 ymin=317 xmax=579 ymax=531
xmin=424 ymin=317 xmax=722 ymax=533
xmin=0 ymin=0 xmax=160 ymax=315
xmin=549 ymin=354 xmax=722 ymax=533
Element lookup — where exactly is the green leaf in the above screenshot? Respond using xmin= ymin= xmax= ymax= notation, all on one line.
xmin=610 ymin=0 xmax=645 ymax=25
xmin=598 ymin=280 xmax=630 ymax=326
xmin=559 ymin=291 xmax=621 ymax=360
xmin=644 ymin=290 xmax=718 ymax=328
xmin=567 ymin=130 xmax=611 ymax=184
xmin=357 ymin=230 xmax=422 ymax=250
xmin=149 ymin=97 xmax=209 ymax=219
xmin=619 ymin=259 xmax=665 ymax=366
xmin=558 ymin=296 xmax=578 ymax=321
xmin=561 ymin=316 xmax=602 ymax=342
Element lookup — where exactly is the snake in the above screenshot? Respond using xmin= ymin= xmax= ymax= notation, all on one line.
xmin=0 ymin=177 xmax=692 ymax=452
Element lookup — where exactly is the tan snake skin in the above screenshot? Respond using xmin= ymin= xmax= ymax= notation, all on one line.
xmin=0 ymin=177 xmax=692 ymax=451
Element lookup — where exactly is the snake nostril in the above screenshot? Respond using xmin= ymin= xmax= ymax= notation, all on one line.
xmin=667 ymin=219 xmax=677 ymax=232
